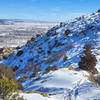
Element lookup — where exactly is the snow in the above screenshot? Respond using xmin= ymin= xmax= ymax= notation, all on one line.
xmin=20 ymin=93 xmax=57 ymax=100
xmin=19 ymin=67 xmax=100 ymax=100
xmin=37 ymin=68 xmax=88 ymax=89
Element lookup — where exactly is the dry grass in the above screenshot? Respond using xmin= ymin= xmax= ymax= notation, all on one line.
xmin=87 ymin=72 xmax=100 ymax=86
xmin=24 ymin=90 xmax=49 ymax=97
xmin=87 ymin=72 xmax=96 ymax=83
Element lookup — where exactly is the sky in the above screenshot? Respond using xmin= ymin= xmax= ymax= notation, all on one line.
xmin=0 ymin=0 xmax=100 ymax=22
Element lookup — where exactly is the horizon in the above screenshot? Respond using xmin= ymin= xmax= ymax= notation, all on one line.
xmin=0 ymin=18 xmax=59 ymax=23
xmin=0 ymin=0 xmax=100 ymax=22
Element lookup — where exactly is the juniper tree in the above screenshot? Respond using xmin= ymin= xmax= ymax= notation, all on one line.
xmin=78 ymin=45 xmax=97 ymax=74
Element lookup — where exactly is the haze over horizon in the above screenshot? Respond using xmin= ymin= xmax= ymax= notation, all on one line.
xmin=0 ymin=0 xmax=100 ymax=22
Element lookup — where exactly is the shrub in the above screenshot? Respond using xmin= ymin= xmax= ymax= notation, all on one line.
xmin=28 ymin=58 xmax=34 ymax=62
xmin=97 ymin=9 xmax=100 ymax=13
xmin=54 ymin=40 xmax=64 ymax=47
xmin=38 ymin=49 xmax=44 ymax=54
xmin=60 ymin=22 xmax=63 ymax=27
xmin=30 ymin=67 xmax=40 ymax=78
xmin=20 ymin=59 xmax=23 ymax=62
xmin=65 ymin=29 xmax=71 ymax=36
xmin=63 ymin=55 xmax=68 ymax=61
xmin=16 ymin=46 xmax=20 ymax=50
xmin=78 ymin=45 xmax=97 ymax=74
xmin=0 ymin=48 xmax=3 ymax=54
xmin=2 ymin=54 xmax=8 ymax=59
xmin=45 ymin=65 xmax=58 ymax=73
xmin=0 ymin=75 xmax=18 ymax=99
xmin=47 ymin=50 xmax=51 ymax=54
xmin=10 ymin=93 xmax=24 ymax=100
xmin=36 ymin=34 xmax=41 ymax=37
xmin=12 ymin=66 xmax=19 ymax=72
xmin=31 ymin=37 xmax=35 ymax=41
xmin=17 ymin=81 xmax=23 ymax=90
xmin=67 ymin=66 xmax=74 ymax=70
xmin=16 ymin=50 xmax=24 ymax=56
xmin=0 ymin=65 xmax=23 ymax=91
xmin=93 ymin=74 xmax=100 ymax=85
xmin=87 ymin=72 xmax=96 ymax=83
xmin=87 ymin=25 xmax=94 ymax=29
xmin=35 ymin=67 xmax=40 ymax=73
xmin=26 ymin=90 xmax=49 ymax=97
xmin=18 ymin=76 xmax=26 ymax=83
xmin=88 ymin=73 xmax=100 ymax=85
xmin=27 ymin=37 xmax=36 ymax=44
xmin=0 ymin=64 xmax=16 ymax=80
xmin=60 ymin=22 xmax=65 ymax=27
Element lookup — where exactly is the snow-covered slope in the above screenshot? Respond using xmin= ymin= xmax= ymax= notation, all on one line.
xmin=1 ymin=11 xmax=100 ymax=99
xmin=20 ymin=68 xmax=100 ymax=100
xmin=20 ymin=93 xmax=57 ymax=100
xmin=24 ymin=68 xmax=88 ymax=91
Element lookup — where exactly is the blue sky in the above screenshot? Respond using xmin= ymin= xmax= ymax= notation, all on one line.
xmin=0 ymin=0 xmax=100 ymax=21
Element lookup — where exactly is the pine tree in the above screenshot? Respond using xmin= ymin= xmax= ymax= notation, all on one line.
xmin=78 ymin=45 xmax=97 ymax=74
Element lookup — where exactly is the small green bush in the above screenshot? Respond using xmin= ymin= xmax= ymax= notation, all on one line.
xmin=0 ymin=65 xmax=23 ymax=90
xmin=0 ymin=75 xmax=18 ymax=99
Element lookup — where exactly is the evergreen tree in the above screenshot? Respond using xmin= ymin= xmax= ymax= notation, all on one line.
xmin=78 ymin=45 xmax=97 ymax=74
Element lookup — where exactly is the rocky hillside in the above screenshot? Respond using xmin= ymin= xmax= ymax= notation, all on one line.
xmin=1 ymin=11 xmax=100 ymax=100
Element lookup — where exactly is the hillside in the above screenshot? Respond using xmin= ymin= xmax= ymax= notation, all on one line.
xmin=1 ymin=11 xmax=100 ymax=99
